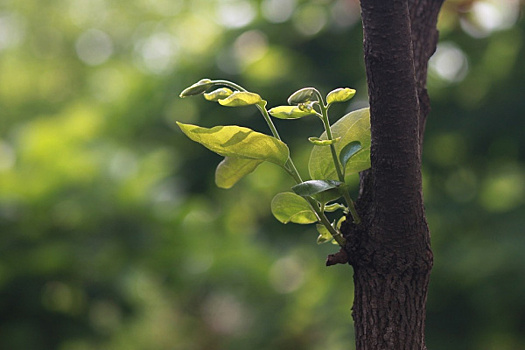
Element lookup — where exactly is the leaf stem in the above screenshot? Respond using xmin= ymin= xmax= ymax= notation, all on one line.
xmin=342 ymin=191 xmax=361 ymax=225
xmin=315 ymin=91 xmax=345 ymax=182
xmin=305 ymin=197 xmax=346 ymax=246
xmin=315 ymin=90 xmax=361 ymax=225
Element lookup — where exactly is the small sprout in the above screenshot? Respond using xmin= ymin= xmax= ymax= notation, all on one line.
xmin=218 ymin=91 xmax=263 ymax=107
xmin=326 ymin=87 xmax=356 ymax=105
xmin=180 ymin=79 xmax=214 ymax=97
xmin=336 ymin=215 xmax=346 ymax=229
xmin=204 ymin=88 xmax=233 ymax=102
xmin=287 ymin=87 xmax=318 ymax=105
xmin=308 ymin=136 xmax=341 ymax=146
xmin=298 ymin=101 xmax=317 ymax=112
xmin=324 ymin=203 xmax=346 ymax=212
xmin=268 ymin=105 xmax=317 ymax=119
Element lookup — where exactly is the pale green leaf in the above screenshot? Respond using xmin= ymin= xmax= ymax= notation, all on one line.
xmin=292 ymin=180 xmax=343 ymax=197
xmin=215 ymin=156 xmax=263 ymax=189
xmin=179 ymin=79 xmax=213 ymax=97
xmin=268 ymin=105 xmax=317 ymax=119
xmin=315 ymin=188 xmax=342 ymax=204
xmin=218 ymin=91 xmax=263 ymax=107
xmin=309 ymin=107 xmax=371 ymax=180
xmin=326 ymin=87 xmax=356 ymax=105
xmin=308 ymin=136 xmax=341 ymax=146
xmin=177 ymin=122 xmax=289 ymax=166
xmin=271 ymin=192 xmax=318 ymax=224
xmin=204 ymin=88 xmax=233 ymax=102
xmin=292 ymin=180 xmax=343 ymax=204
xmin=316 ymin=224 xmax=333 ymax=244
xmin=287 ymin=87 xmax=318 ymax=105
xmin=339 ymin=141 xmax=362 ymax=170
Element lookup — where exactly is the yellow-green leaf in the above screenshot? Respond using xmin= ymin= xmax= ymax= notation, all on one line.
xmin=215 ymin=156 xmax=263 ymax=189
xmin=309 ymin=108 xmax=371 ymax=180
xmin=271 ymin=192 xmax=318 ymax=224
xmin=218 ymin=91 xmax=263 ymax=107
xmin=177 ymin=122 xmax=289 ymax=166
xmin=204 ymin=88 xmax=233 ymax=102
xmin=326 ymin=87 xmax=356 ymax=105
xmin=268 ymin=105 xmax=317 ymax=119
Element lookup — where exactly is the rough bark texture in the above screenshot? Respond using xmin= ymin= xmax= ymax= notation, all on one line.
xmin=340 ymin=1 xmax=444 ymax=349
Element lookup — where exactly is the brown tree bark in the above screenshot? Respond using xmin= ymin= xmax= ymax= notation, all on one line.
xmin=339 ymin=1 xmax=444 ymax=349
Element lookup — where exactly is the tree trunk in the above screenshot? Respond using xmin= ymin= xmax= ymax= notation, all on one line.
xmin=341 ymin=1 xmax=444 ymax=349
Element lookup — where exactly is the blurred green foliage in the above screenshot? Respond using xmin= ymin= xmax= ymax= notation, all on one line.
xmin=1 ymin=0 xmax=524 ymax=349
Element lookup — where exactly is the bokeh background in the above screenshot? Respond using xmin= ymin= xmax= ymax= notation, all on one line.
xmin=1 ymin=0 xmax=525 ymax=349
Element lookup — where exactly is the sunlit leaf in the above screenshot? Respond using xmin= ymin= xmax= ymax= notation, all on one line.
xmin=339 ymin=141 xmax=362 ymax=170
xmin=309 ymin=107 xmax=371 ymax=180
xmin=271 ymin=192 xmax=318 ymax=224
xmin=218 ymin=91 xmax=263 ymax=107
xmin=308 ymin=136 xmax=341 ymax=146
xmin=287 ymin=87 xmax=318 ymax=105
xmin=268 ymin=105 xmax=317 ymax=119
xmin=326 ymin=87 xmax=356 ymax=105
xmin=177 ymin=122 xmax=289 ymax=166
xmin=215 ymin=156 xmax=263 ymax=189
xmin=179 ymin=79 xmax=213 ymax=97
xmin=204 ymin=88 xmax=233 ymax=102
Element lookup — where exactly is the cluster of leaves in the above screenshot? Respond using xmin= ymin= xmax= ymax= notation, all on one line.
xmin=178 ymin=79 xmax=370 ymax=246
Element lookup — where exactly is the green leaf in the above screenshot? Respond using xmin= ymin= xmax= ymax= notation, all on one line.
xmin=268 ymin=105 xmax=317 ymax=119
xmin=339 ymin=141 xmax=362 ymax=170
xmin=287 ymin=87 xmax=318 ymax=105
xmin=177 ymin=122 xmax=289 ymax=166
xmin=326 ymin=87 xmax=356 ymax=105
xmin=215 ymin=156 xmax=263 ymax=189
xmin=314 ymin=188 xmax=342 ymax=204
xmin=271 ymin=192 xmax=318 ymax=224
xmin=308 ymin=136 xmax=341 ymax=146
xmin=204 ymin=88 xmax=233 ymax=102
xmin=179 ymin=79 xmax=213 ymax=97
xmin=316 ymin=224 xmax=333 ymax=244
xmin=292 ymin=180 xmax=343 ymax=197
xmin=309 ymin=107 xmax=371 ymax=180
xmin=218 ymin=91 xmax=263 ymax=107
